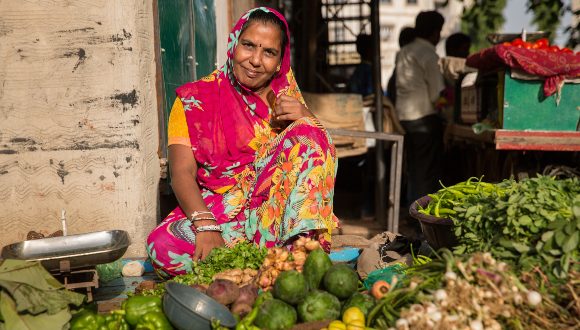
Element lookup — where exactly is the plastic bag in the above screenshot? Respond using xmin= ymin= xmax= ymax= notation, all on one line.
xmin=363 ymin=263 xmax=406 ymax=290
xmin=96 ymin=259 xmax=123 ymax=283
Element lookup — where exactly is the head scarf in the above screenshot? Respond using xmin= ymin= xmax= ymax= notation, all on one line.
xmin=176 ymin=7 xmax=302 ymax=194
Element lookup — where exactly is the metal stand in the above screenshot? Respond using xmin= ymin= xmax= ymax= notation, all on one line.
xmin=53 ymin=260 xmax=99 ymax=302
xmin=328 ymin=128 xmax=404 ymax=233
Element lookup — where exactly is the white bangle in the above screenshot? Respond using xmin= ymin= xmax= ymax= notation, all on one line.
xmin=196 ymin=224 xmax=222 ymax=233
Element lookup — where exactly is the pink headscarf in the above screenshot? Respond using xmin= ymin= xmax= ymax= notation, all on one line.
xmin=176 ymin=7 xmax=301 ymax=194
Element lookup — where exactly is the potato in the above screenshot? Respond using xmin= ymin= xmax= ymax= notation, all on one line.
xmin=243 ymin=268 xmax=258 ymax=276
xmin=206 ymin=279 xmax=240 ymax=305
xmin=241 ymin=273 xmax=254 ymax=284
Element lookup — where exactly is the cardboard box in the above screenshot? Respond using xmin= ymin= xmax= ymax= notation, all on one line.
xmin=460 ymin=72 xmax=479 ymax=124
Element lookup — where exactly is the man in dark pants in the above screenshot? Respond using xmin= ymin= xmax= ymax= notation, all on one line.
xmin=395 ymin=11 xmax=446 ymax=207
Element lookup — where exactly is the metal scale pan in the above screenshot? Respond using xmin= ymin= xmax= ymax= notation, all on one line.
xmin=1 ymin=230 xmax=130 ymax=272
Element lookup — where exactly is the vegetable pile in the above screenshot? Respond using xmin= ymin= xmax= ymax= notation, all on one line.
xmin=177 ymin=241 xmax=267 ymax=285
xmin=367 ymin=250 xmax=579 ymax=330
xmin=419 ymin=176 xmax=579 ymax=283
xmin=451 ymin=176 xmax=579 ymax=282
xmin=71 ymin=295 xmax=172 ymax=330
xmin=236 ymin=248 xmax=367 ymax=330
xmin=138 ymin=242 xmax=267 ymax=296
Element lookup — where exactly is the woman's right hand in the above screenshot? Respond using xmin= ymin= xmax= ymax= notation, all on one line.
xmin=193 ymin=231 xmax=225 ymax=261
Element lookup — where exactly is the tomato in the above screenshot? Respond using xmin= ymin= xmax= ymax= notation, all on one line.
xmin=534 ymin=38 xmax=549 ymax=49
xmin=511 ymin=38 xmax=524 ymax=48
xmin=549 ymin=45 xmax=561 ymax=52
xmin=560 ymin=47 xmax=573 ymax=54
xmin=502 ymin=41 xmax=512 ymax=47
xmin=523 ymin=41 xmax=533 ymax=49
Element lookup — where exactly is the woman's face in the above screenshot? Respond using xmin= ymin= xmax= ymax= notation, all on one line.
xmin=233 ymin=21 xmax=283 ymax=93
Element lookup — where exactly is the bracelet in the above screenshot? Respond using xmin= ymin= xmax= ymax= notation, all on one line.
xmin=195 ymin=224 xmax=222 ymax=233
xmin=190 ymin=211 xmax=213 ymax=220
xmin=192 ymin=217 xmax=217 ymax=222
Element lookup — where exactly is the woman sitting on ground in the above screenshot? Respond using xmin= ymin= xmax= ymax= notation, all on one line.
xmin=147 ymin=7 xmax=338 ymax=278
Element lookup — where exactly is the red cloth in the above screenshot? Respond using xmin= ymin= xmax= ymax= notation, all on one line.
xmin=466 ymin=45 xmax=580 ymax=97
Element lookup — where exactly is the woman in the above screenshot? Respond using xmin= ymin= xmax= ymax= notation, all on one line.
xmin=147 ymin=7 xmax=338 ymax=278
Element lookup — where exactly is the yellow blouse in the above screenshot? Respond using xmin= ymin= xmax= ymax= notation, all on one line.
xmin=167 ymin=98 xmax=191 ymax=147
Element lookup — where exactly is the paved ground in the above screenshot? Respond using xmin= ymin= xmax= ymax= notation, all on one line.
xmin=332 ymin=212 xmax=423 ymax=240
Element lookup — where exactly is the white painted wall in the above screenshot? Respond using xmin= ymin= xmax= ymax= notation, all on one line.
xmin=0 ymin=0 xmax=160 ymax=257
xmin=379 ymin=0 xmax=463 ymax=86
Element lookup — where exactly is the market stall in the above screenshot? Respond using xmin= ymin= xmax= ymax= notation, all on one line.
xmin=443 ymin=35 xmax=580 ymax=184
xmin=2 ymin=173 xmax=578 ymax=330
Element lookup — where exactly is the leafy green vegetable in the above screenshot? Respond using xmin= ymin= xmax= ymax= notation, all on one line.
xmin=139 ymin=242 xmax=266 ymax=296
xmin=0 ymin=260 xmax=85 ymax=330
xmin=173 ymin=241 xmax=267 ymax=285
xmin=451 ymin=175 xmax=580 ymax=282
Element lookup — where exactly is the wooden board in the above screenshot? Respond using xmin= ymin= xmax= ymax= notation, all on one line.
xmin=495 ymin=130 xmax=580 ymax=151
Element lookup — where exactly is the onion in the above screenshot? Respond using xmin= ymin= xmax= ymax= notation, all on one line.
xmin=429 ymin=311 xmax=442 ymax=322
xmin=434 ymin=289 xmax=447 ymax=301
xmin=444 ymin=271 xmax=457 ymax=281
xmin=395 ymin=318 xmax=409 ymax=329
xmin=527 ymin=291 xmax=542 ymax=307
xmin=469 ymin=320 xmax=483 ymax=330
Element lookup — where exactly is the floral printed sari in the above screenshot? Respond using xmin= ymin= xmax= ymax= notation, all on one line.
xmin=147 ymin=7 xmax=338 ymax=278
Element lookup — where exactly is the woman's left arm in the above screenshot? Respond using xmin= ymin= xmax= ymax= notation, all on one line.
xmin=274 ymin=94 xmax=315 ymax=121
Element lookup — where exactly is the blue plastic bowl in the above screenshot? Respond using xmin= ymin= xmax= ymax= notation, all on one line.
xmin=330 ymin=247 xmax=360 ymax=268
xmin=163 ymin=282 xmax=237 ymax=330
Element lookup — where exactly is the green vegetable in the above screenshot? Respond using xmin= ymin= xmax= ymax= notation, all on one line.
xmin=341 ymin=292 xmax=376 ymax=317
xmin=70 ymin=310 xmax=108 ymax=330
xmin=122 ymin=295 xmax=163 ymax=326
xmin=273 ymin=270 xmax=307 ymax=305
xmin=104 ymin=311 xmax=130 ymax=330
xmin=236 ymin=291 xmax=272 ymax=330
xmin=418 ymin=177 xmax=502 ymax=220
xmin=302 ymin=248 xmax=333 ymax=291
xmin=296 ymin=290 xmax=341 ymax=322
xmin=452 ymin=176 xmax=579 ymax=281
xmin=323 ymin=264 xmax=359 ymax=299
xmin=254 ymin=299 xmax=297 ymax=330
xmin=171 ymin=242 xmax=267 ymax=287
xmin=134 ymin=311 xmax=173 ymax=330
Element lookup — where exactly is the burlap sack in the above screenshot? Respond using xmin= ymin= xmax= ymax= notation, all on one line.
xmin=332 ymin=234 xmax=373 ymax=250
xmin=356 ymin=231 xmax=415 ymax=279
xmin=302 ymin=92 xmax=367 ymax=158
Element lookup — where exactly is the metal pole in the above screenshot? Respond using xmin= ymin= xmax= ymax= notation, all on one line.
xmin=370 ymin=0 xmax=386 ymax=225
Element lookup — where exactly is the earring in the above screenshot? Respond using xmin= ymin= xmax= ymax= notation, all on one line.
xmin=276 ymin=65 xmax=281 ymax=72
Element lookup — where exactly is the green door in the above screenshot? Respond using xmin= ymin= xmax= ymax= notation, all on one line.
xmin=157 ymin=0 xmax=216 ymax=148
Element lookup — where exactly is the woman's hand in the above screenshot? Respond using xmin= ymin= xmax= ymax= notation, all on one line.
xmin=193 ymin=230 xmax=225 ymax=261
xmin=274 ymin=94 xmax=313 ymax=121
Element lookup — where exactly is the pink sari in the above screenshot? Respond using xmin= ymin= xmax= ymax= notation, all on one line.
xmin=147 ymin=7 xmax=338 ymax=278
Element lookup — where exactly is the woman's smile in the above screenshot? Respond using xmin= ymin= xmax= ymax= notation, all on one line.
xmin=243 ymin=67 xmax=261 ymax=79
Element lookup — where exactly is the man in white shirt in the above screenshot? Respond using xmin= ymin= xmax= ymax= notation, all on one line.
xmin=396 ymin=11 xmax=446 ymax=207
